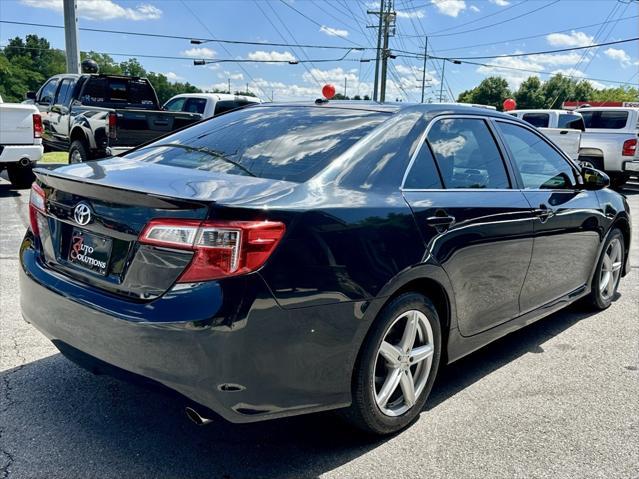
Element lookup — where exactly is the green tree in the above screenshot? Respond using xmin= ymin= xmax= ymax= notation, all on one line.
xmin=146 ymin=72 xmax=200 ymax=104
xmin=590 ymin=86 xmax=639 ymax=102
xmin=514 ymin=76 xmax=545 ymax=109
xmin=119 ymin=58 xmax=146 ymax=77
xmin=541 ymin=74 xmax=577 ymax=108
xmin=457 ymin=76 xmax=511 ymax=110
xmin=573 ymin=80 xmax=594 ymax=101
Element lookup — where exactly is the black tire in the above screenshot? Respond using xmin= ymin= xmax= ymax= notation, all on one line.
xmin=609 ymin=173 xmax=629 ymax=190
xmin=585 ymin=228 xmax=624 ymax=310
xmin=7 ymin=161 xmax=35 ymax=189
xmin=69 ymin=139 xmax=90 ymax=164
xmin=341 ymin=292 xmax=442 ymax=435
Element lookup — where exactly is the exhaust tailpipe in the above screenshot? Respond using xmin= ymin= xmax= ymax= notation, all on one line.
xmin=19 ymin=157 xmax=31 ymax=167
xmin=185 ymin=407 xmax=213 ymax=426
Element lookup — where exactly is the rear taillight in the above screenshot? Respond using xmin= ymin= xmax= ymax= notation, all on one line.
xmin=108 ymin=112 xmax=117 ymax=139
xmin=139 ymin=219 xmax=286 ymax=282
xmin=622 ymin=138 xmax=637 ymax=156
xmin=29 ymin=183 xmax=46 ymax=237
xmin=33 ymin=113 xmax=43 ymax=138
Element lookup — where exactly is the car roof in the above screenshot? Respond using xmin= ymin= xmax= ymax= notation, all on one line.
xmin=576 ymin=107 xmax=639 ymax=112
xmin=253 ymin=101 xmax=517 ymax=119
xmin=167 ymin=93 xmax=262 ymax=102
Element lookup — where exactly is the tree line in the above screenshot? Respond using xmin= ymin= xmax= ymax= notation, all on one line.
xmin=0 ymin=34 xmax=205 ymax=104
xmin=457 ymin=75 xmax=638 ymax=111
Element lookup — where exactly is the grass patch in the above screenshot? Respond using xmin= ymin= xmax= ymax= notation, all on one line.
xmin=41 ymin=151 xmax=68 ymax=164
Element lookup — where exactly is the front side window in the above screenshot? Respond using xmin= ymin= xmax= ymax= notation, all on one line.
xmin=580 ymin=110 xmax=629 ymax=129
xmin=426 ymin=118 xmax=510 ymax=189
xmin=38 ymin=79 xmax=59 ymax=104
xmin=164 ymin=97 xmax=186 ymax=112
xmin=522 ymin=113 xmax=550 ymax=128
xmin=124 ymin=106 xmax=389 ymax=183
xmin=496 ymin=121 xmax=577 ymax=190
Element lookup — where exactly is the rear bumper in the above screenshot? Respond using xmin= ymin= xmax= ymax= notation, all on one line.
xmin=19 ymin=238 xmax=362 ymax=423
xmin=0 ymin=144 xmax=43 ymax=164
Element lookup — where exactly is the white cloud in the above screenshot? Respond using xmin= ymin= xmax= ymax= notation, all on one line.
xmin=164 ymin=72 xmax=184 ymax=82
xmin=20 ymin=0 xmax=161 ymax=20
xmin=319 ymin=25 xmax=349 ymax=37
xmin=604 ymin=48 xmax=632 ymax=67
xmin=218 ymin=71 xmax=244 ymax=81
xmin=396 ymin=9 xmax=425 ymax=18
xmin=432 ymin=0 xmax=466 ymax=17
xmin=546 ymin=30 xmax=594 ymax=47
xmin=489 ymin=0 xmax=509 ymax=6
xmin=247 ymin=50 xmax=296 ymax=63
xmin=182 ymin=47 xmax=216 ymax=59
xmin=470 ymin=5 xmax=480 ymax=12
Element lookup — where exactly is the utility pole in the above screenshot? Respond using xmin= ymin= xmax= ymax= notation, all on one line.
xmin=344 ymin=77 xmax=347 ymax=99
xmin=228 ymin=78 xmax=231 ymax=94
xmin=420 ymin=37 xmax=428 ymax=103
xmin=379 ymin=1 xmax=396 ymax=103
xmin=63 ymin=0 xmax=80 ymax=73
xmin=368 ymin=0 xmax=384 ymax=102
xmin=439 ymin=59 xmax=446 ymax=102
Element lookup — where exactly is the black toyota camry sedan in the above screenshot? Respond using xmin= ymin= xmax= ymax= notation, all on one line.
xmin=20 ymin=102 xmax=631 ymax=435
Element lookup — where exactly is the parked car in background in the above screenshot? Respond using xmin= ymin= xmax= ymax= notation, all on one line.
xmin=576 ymin=107 xmax=639 ymax=187
xmin=507 ymin=109 xmax=584 ymax=162
xmin=0 ymin=101 xmax=43 ymax=187
xmin=20 ymin=103 xmax=630 ymax=436
xmin=163 ymin=93 xmax=261 ymax=119
xmin=26 ymin=74 xmax=202 ymax=163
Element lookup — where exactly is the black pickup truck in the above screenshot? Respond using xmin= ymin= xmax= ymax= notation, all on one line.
xmin=27 ymin=74 xmax=202 ymax=163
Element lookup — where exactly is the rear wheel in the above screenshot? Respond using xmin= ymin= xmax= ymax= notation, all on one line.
xmin=578 ymin=156 xmax=603 ymax=171
xmin=585 ymin=229 xmax=624 ymax=310
xmin=609 ymin=173 xmax=629 ymax=189
xmin=7 ymin=161 xmax=35 ymax=189
xmin=342 ymin=293 xmax=442 ymax=435
xmin=69 ymin=140 xmax=90 ymax=164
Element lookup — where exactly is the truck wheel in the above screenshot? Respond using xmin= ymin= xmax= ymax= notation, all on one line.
xmin=609 ymin=174 xmax=629 ymax=189
xmin=7 ymin=161 xmax=35 ymax=189
xmin=69 ymin=140 xmax=89 ymax=164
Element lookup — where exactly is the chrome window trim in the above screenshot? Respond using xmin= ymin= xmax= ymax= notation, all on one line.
xmin=400 ymin=114 xmax=512 ymax=192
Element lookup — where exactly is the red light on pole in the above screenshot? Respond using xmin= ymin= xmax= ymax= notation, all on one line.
xmin=503 ymin=98 xmax=517 ymax=111
xmin=322 ymin=84 xmax=336 ymax=100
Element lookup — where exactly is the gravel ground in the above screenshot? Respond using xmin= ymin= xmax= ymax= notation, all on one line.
xmin=1 ymin=174 xmax=638 ymax=479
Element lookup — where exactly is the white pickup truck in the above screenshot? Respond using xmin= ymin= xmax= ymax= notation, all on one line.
xmin=0 ymin=98 xmax=44 ymax=187
xmin=163 ymin=93 xmax=261 ymax=119
xmin=576 ymin=107 xmax=639 ymax=187
xmin=507 ymin=109 xmax=584 ymax=161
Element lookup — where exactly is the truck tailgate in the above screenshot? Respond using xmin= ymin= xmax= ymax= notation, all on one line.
xmin=540 ymin=128 xmax=581 ymax=161
xmin=0 ymin=103 xmax=37 ymax=145
xmin=111 ymin=109 xmax=201 ymax=147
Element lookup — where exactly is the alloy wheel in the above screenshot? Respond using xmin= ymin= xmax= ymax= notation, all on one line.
xmin=70 ymin=149 xmax=83 ymax=164
xmin=600 ymin=238 xmax=622 ymax=300
xmin=373 ymin=310 xmax=434 ymax=417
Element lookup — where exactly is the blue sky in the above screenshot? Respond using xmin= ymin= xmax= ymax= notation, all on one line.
xmin=1 ymin=0 xmax=637 ymax=102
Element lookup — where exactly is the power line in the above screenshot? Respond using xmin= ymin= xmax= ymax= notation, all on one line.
xmin=425 ymin=0 xmax=527 ymax=36
xmin=0 ymin=19 xmax=362 ymax=51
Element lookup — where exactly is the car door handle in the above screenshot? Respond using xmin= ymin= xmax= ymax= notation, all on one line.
xmin=533 ymin=205 xmax=554 ymax=222
xmin=426 ymin=215 xmax=456 ymax=229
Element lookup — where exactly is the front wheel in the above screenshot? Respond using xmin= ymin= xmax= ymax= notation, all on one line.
xmin=342 ymin=293 xmax=442 ymax=435
xmin=585 ymin=229 xmax=624 ymax=310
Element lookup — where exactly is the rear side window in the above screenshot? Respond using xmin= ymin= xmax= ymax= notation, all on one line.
xmin=558 ymin=114 xmax=585 ymax=131
xmin=580 ymin=110 xmax=629 ymax=129
xmin=522 ymin=113 xmax=550 ymax=128
xmin=426 ymin=118 xmax=510 ymax=189
xmin=184 ymin=98 xmax=207 ymax=114
xmin=496 ymin=121 xmax=576 ymax=189
xmin=404 ymin=140 xmax=443 ymax=189
xmin=55 ymin=78 xmax=75 ymax=106
xmin=80 ymin=77 xmax=157 ymax=108
xmin=125 ymin=106 xmax=389 ymax=182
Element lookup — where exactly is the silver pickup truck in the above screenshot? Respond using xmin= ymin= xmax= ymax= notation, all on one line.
xmin=507 ymin=109 xmax=584 ymax=161
xmin=576 ymin=107 xmax=639 ymax=187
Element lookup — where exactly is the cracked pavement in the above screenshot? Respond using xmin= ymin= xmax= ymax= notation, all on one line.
xmin=1 ymin=174 xmax=638 ymax=479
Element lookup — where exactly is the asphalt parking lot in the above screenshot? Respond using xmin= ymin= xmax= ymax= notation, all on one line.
xmin=1 ymin=173 xmax=638 ymax=479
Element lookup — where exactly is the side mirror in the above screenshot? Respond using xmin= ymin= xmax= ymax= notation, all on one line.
xmin=25 ymin=91 xmax=36 ymax=100
xmin=581 ymin=167 xmax=610 ymax=190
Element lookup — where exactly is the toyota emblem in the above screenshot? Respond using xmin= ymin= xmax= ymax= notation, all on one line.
xmin=73 ymin=202 xmax=92 ymax=226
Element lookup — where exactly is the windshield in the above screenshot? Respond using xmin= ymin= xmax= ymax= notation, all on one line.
xmin=123 ymin=106 xmax=390 ymax=182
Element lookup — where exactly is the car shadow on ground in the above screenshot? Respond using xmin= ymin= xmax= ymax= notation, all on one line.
xmin=1 ymin=300 xmax=606 ymax=479
xmin=0 ymin=182 xmax=22 ymax=198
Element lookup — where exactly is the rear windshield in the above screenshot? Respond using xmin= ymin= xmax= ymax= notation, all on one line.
xmin=558 ymin=114 xmax=585 ymax=130
xmin=124 ymin=106 xmax=389 ymax=182
xmin=80 ymin=77 xmax=158 ymax=109
xmin=522 ymin=113 xmax=549 ymax=128
xmin=580 ymin=110 xmax=629 ymax=129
